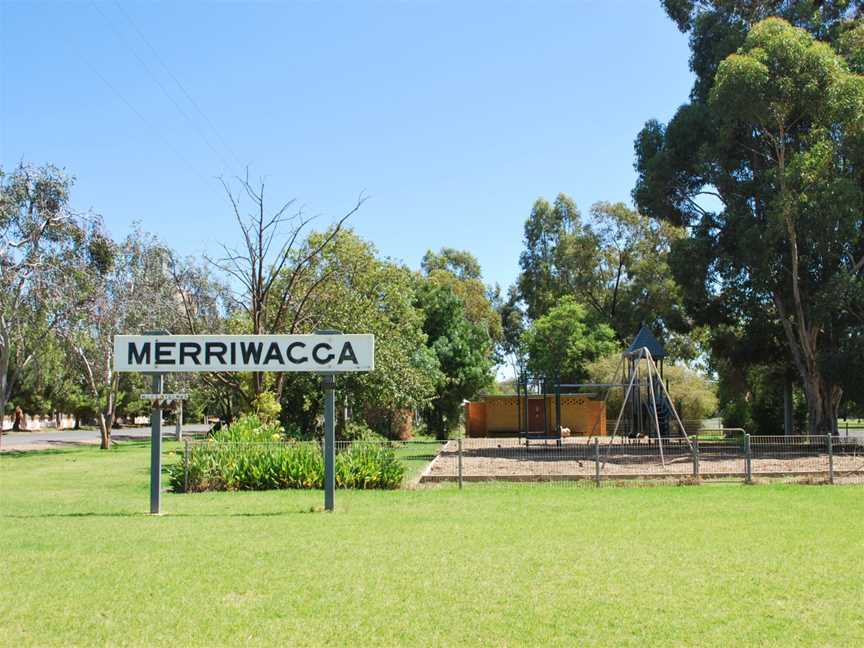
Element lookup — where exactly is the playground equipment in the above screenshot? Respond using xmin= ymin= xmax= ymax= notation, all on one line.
xmin=513 ymin=366 xmax=622 ymax=446
xmin=602 ymin=344 xmax=695 ymax=467
xmin=515 ymin=325 xmax=694 ymax=465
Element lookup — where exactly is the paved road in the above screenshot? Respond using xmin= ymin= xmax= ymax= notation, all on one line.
xmin=0 ymin=424 xmax=210 ymax=451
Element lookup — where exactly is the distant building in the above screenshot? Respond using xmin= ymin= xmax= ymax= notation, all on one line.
xmin=465 ymin=394 xmax=606 ymax=437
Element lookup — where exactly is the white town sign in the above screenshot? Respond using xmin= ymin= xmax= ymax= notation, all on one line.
xmin=113 ymin=333 xmax=375 ymax=373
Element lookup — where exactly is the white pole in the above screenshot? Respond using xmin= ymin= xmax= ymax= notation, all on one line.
xmin=645 ymin=357 xmax=665 ymax=467
xmin=602 ymin=353 xmax=641 ymax=471
xmin=645 ymin=349 xmax=694 ymax=454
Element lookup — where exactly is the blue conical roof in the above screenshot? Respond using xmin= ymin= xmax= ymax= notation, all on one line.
xmin=626 ymin=325 xmax=666 ymax=358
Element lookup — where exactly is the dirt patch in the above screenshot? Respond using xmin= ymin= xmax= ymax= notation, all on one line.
xmin=422 ymin=437 xmax=864 ymax=483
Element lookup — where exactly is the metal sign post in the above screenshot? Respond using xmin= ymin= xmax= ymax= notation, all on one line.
xmin=322 ymin=373 xmax=336 ymax=511
xmin=317 ymin=329 xmax=341 ymax=512
xmin=139 ymin=391 xmax=190 ymax=515
xmin=175 ymin=400 xmax=183 ymax=441
xmin=149 ymin=373 xmax=163 ymax=515
xmin=144 ymin=329 xmax=169 ymax=515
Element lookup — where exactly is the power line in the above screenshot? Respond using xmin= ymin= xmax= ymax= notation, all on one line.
xmin=112 ymin=0 xmax=245 ymax=174
xmin=90 ymin=1 xmax=241 ymax=178
xmin=85 ymin=60 xmax=212 ymax=186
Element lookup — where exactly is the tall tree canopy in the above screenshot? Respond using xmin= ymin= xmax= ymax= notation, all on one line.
xmin=0 ymin=164 xmax=104 ymax=423
xmin=415 ymin=280 xmax=494 ymax=438
xmin=661 ymin=0 xmax=864 ymax=100
xmin=421 ymin=247 xmax=483 ymax=280
xmin=516 ymin=194 xmax=690 ymax=352
xmin=421 ymin=247 xmax=503 ymax=344
xmin=522 ymin=297 xmax=618 ymax=385
xmin=635 ymin=13 xmax=864 ymax=434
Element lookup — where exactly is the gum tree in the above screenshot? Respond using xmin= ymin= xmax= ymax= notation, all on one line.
xmin=0 ymin=164 xmax=98 ymax=428
xmin=62 ymin=231 xmax=180 ymax=448
xmin=516 ymin=194 xmax=690 ymax=349
xmin=635 ymin=17 xmax=864 ymax=434
xmin=208 ymin=173 xmax=364 ymax=403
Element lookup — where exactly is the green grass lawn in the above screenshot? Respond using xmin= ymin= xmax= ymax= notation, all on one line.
xmin=2 ymin=442 xmax=863 ymax=647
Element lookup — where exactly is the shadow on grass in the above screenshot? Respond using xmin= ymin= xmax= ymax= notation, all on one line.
xmin=0 ymin=440 xmax=158 ymax=459
xmin=0 ymin=448 xmax=81 ymax=458
xmin=1 ymin=509 xmax=321 ymax=519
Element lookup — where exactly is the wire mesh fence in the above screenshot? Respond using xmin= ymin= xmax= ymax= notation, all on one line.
xmin=419 ymin=434 xmax=864 ymax=487
xmin=177 ymin=434 xmax=864 ymax=492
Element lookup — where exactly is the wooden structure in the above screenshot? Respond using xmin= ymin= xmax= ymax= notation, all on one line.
xmin=465 ymin=394 xmax=606 ymax=438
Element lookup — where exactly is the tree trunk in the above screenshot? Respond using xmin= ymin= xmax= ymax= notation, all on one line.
xmin=783 ymin=376 xmax=794 ymax=436
xmin=800 ymin=373 xmax=841 ymax=436
xmin=98 ymin=412 xmax=111 ymax=449
xmin=773 ymin=289 xmax=841 ymax=437
xmin=0 ymin=347 xmax=8 ymax=432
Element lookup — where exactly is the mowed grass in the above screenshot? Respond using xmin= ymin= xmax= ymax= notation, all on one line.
xmin=2 ymin=443 xmax=863 ymax=647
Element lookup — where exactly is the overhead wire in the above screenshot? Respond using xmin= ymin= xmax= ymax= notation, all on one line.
xmin=89 ymin=1 xmax=240 ymax=179
xmin=85 ymin=61 xmax=211 ymax=186
xmin=112 ymin=0 xmax=245 ymax=174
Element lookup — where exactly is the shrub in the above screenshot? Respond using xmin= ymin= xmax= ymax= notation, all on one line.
xmin=170 ymin=417 xmax=404 ymax=492
xmin=335 ymin=442 xmax=404 ymax=489
xmin=210 ymin=414 xmax=283 ymax=443
xmin=340 ymin=420 xmax=385 ymax=442
xmin=251 ymin=391 xmax=282 ymax=423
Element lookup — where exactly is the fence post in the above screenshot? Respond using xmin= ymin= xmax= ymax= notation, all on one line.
xmin=594 ymin=437 xmax=601 ymax=487
xmin=745 ymin=433 xmax=752 ymax=484
xmin=175 ymin=400 xmax=183 ymax=442
xmin=457 ymin=437 xmax=463 ymax=490
xmin=827 ymin=434 xmax=834 ymax=484
xmin=693 ymin=436 xmax=700 ymax=478
xmin=183 ymin=439 xmax=190 ymax=493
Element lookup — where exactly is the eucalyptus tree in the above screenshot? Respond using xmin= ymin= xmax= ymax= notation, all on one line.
xmin=634 ymin=16 xmax=864 ymax=434
xmin=660 ymin=1 xmax=863 ymax=102
xmin=208 ymin=173 xmax=364 ymax=403
xmin=421 ymin=247 xmax=503 ymax=345
xmin=421 ymin=247 xmax=483 ymax=280
xmin=167 ymin=253 xmax=233 ymax=418
xmin=516 ymin=194 xmax=690 ymax=349
xmin=278 ymin=230 xmax=440 ymax=437
xmin=0 ymin=164 xmax=102 ymax=426
xmin=62 ymin=230 xmax=181 ymax=448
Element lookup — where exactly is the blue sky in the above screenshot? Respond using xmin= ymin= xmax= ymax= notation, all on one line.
xmin=1 ymin=1 xmax=693 ymax=290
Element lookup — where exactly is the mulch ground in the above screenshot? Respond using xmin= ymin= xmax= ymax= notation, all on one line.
xmin=422 ymin=437 xmax=864 ymax=482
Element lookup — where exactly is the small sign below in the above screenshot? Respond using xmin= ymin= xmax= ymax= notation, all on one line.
xmin=140 ymin=393 xmax=190 ymax=403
